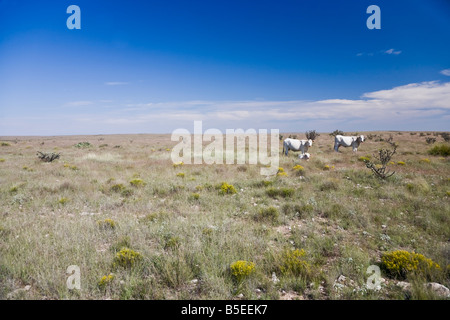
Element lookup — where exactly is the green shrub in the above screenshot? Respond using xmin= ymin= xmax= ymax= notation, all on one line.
xmin=279 ymin=248 xmax=310 ymax=276
xmin=255 ymin=206 xmax=279 ymax=223
xmin=0 ymin=158 xmax=5 ymax=162
xmin=113 ymin=247 xmax=143 ymax=268
xmin=358 ymin=156 xmax=371 ymax=162
xmin=74 ymin=142 xmax=92 ymax=148
xmin=111 ymin=184 xmax=126 ymax=193
xmin=266 ymin=187 xmax=294 ymax=198
xmin=230 ymin=260 xmax=255 ymax=282
xmin=176 ymin=172 xmax=185 ymax=178
xmin=428 ymin=144 xmax=450 ymax=157
xmin=381 ymin=250 xmax=441 ymax=279
xmin=1 ymin=142 xmax=10 ymax=146
xmin=130 ymin=178 xmax=146 ymax=187
xmin=97 ymin=218 xmax=116 ymax=230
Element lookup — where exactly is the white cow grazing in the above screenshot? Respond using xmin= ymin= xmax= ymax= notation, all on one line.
xmin=334 ymin=135 xmax=365 ymax=152
xmin=283 ymin=138 xmax=313 ymax=156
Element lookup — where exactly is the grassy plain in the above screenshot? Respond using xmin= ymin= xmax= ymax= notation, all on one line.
xmin=0 ymin=131 xmax=449 ymax=300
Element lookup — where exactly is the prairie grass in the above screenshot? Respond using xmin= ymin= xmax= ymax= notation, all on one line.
xmin=0 ymin=132 xmax=448 ymax=300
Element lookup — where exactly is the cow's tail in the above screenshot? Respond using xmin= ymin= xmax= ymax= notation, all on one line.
xmin=282 ymin=141 xmax=285 ymax=156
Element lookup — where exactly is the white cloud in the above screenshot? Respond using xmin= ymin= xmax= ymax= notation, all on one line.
xmin=385 ymin=48 xmax=402 ymax=55
xmin=440 ymin=69 xmax=450 ymax=76
xmin=2 ymin=81 xmax=449 ymax=135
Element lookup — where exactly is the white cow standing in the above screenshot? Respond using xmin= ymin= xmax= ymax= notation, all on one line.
xmin=334 ymin=135 xmax=365 ymax=152
xmin=283 ymin=138 xmax=313 ymax=156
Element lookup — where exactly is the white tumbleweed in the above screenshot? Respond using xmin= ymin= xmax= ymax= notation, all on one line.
xmin=334 ymin=135 xmax=365 ymax=152
xmin=283 ymin=138 xmax=313 ymax=156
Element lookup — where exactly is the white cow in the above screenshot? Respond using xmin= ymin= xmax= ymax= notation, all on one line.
xmin=299 ymin=152 xmax=310 ymax=160
xmin=334 ymin=135 xmax=365 ymax=152
xmin=283 ymin=138 xmax=313 ymax=156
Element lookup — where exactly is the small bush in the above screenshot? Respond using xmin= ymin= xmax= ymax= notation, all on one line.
xmin=230 ymin=260 xmax=255 ymax=282
xmin=428 ymin=144 xmax=450 ymax=157
xmin=292 ymin=164 xmax=305 ymax=176
xmin=0 ymin=158 xmax=5 ymax=162
xmin=279 ymin=249 xmax=310 ymax=277
xmin=381 ymin=250 xmax=441 ymax=279
xmin=419 ymin=158 xmax=431 ymax=163
xmin=190 ymin=193 xmax=200 ymax=200
xmin=111 ymin=184 xmax=126 ymax=193
xmin=173 ymin=161 xmax=184 ymax=168
xmin=165 ymin=236 xmax=181 ymax=250
xmin=219 ymin=182 xmax=237 ymax=195
xmin=58 ymin=197 xmax=69 ymax=205
xmin=98 ymin=274 xmax=115 ymax=288
xmin=97 ymin=218 xmax=116 ymax=230
xmin=176 ymin=172 xmax=185 ymax=178
xmin=329 ymin=130 xmax=344 ymax=137
xmin=1 ymin=142 xmax=11 ymax=146
xmin=74 ymin=142 xmax=92 ymax=148
xmin=358 ymin=156 xmax=371 ymax=162
xmin=113 ymin=247 xmax=143 ymax=268
xmin=397 ymin=161 xmax=406 ymax=166
xmin=266 ymin=187 xmax=294 ymax=198
xmin=130 ymin=178 xmax=146 ymax=187
xmin=255 ymin=206 xmax=279 ymax=223
xmin=277 ymin=167 xmax=287 ymax=177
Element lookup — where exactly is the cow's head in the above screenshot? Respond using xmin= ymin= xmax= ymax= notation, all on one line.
xmin=307 ymin=139 xmax=313 ymax=147
xmin=356 ymin=135 xmax=364 ymax=143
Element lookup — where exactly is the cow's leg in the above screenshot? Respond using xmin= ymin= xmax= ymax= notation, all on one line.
xmin=334 ymin=143 xmax=340 ymax=152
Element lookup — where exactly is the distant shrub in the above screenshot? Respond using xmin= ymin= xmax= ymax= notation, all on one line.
xmin=255 ymin=206 xmax=279 ymax=223
xmin=98 ymin=274 xmax=115 ymax=288
xmin=419 ymin=158 xmax=431 ymax=163
xmin=358 ymin=156 xmax=371 ymax=162
xmin=329 ymin=130 xmax=344 ymax=137
xmin=165 ymin=236 xmax=181 ymax=250
xmin=219 ymin=182 xmax=237 ymax=195
xmin=266 ymin=187 xmax=294 ymax=198
xmin=230 ymin=260 xmax=255 ymax=282
xmin=397 ymin=161 xmax=406 ymax=166
xmin=130 ymin=178 xmax=146 ymax=187
xmin=58 ymin=197 xmax=68 ymax=205
xmin=9 ymin=186 xmax=18 ymax=193
xmin=173 ymin=161 xmax=184 ymax=168
xmin=113 ymin=247 xmax=142 ymax=268
xmin=176 ymin=172 xmax=185 ymax=178
xmin=428 ymin=144 xmax=450 ymax=157
xmin=0 ymin=158 xmax=4 ymax=162
xmin=440 ymin=132 xmax=450 ymax=142
xmin=74 ymin=142 xmax=92 ymax=148
xmin=1 ymin=142 xmax=10 ymax=146
xmin=97 ymin=218 xmax=116 ymax=230
xmin=190 ymin=193 xmax=200 ymax=200
xmin=280 ymin=249 xmax=310 ymax=277
xmin=381 ymin=250 xmax=441 ymax=279
xmin=425 ymin=137 xmax=436 ymax=144
xmin=111 ymin=183 xmax=126 ymax=193
xmin=305 ymin=130 xmax=320 ymax=141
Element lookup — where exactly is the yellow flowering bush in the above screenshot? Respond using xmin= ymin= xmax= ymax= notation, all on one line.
xmin=397 ymin=161 xmax=406 ymax=166
xmin=113 ymin=247 xmax=143 ymax=268
xmin=420 ymin=158 xmax=431 ymax=163
xmin=381 ymin=250 xmax=440 ymax=279
xmin=230 ymin=260 xmax=255 ymax=282
xmin=280 ymin=249 xmax=310 ymax=276
xmin=98 ymin=274 xmax=115 ymax=288
xmin=130 ymin=178 xmax=146 ymax=187
xmin=173 ymin=161 xmax=184 ymax=168
xmin=176 ymin=172 xmax=185 ymax=178
xmin=277 ymin=167 xmax=287 ymax=176
xmin=219 ymin=182 xmax=237 ymax=195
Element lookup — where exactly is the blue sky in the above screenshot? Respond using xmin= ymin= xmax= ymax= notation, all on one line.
xmin=0 ymin=0 xmax=449 ymax=135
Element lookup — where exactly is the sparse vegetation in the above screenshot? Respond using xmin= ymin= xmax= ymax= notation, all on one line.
xmin=428 ymin=144 xmax=450 ymax=157
xmin=0 ymin=133 xmax=448 ymax=301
